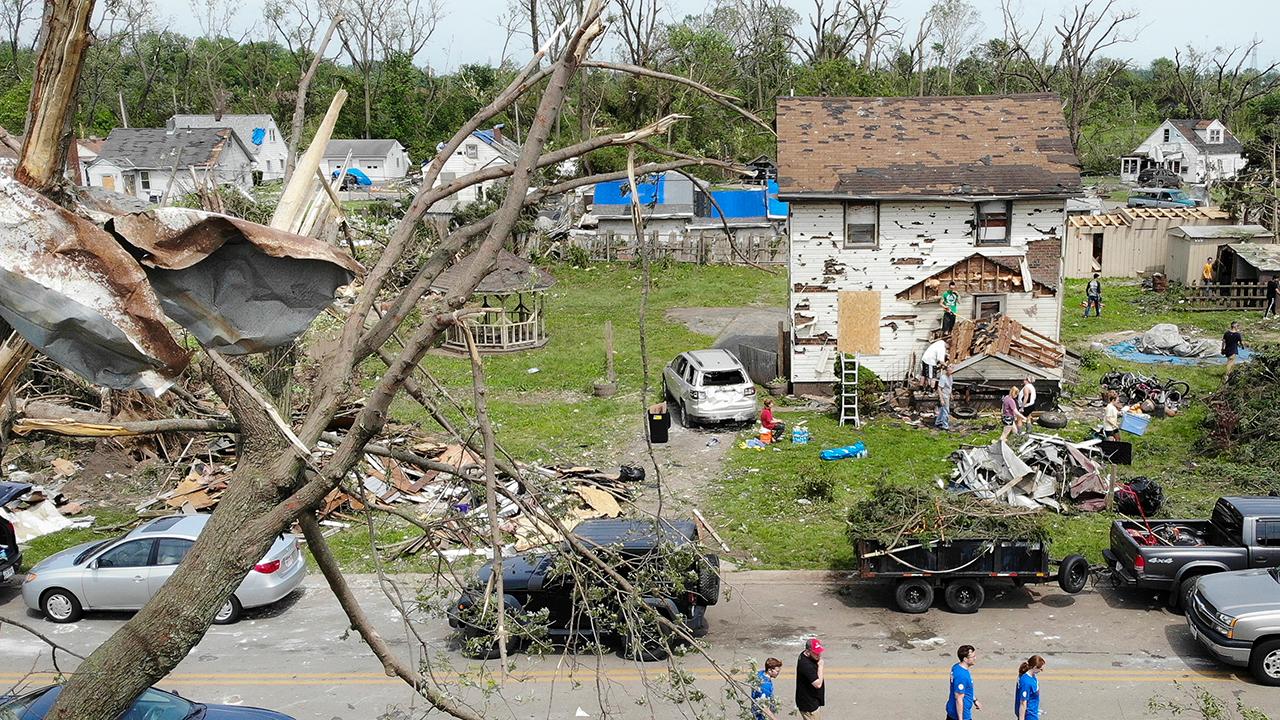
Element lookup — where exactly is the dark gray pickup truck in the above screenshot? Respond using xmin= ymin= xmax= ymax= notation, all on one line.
xmin=1104 ymin=496 xmax=1280 ymax=608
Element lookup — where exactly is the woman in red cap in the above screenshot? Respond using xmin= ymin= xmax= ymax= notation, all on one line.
xmin=795 ymin=637 xmax=825 ymax=719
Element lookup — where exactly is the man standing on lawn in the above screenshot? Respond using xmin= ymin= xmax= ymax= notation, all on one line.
xmin=1264 ymin=277 xmax=1277 ymax=319
xmin=936 ymin=365 xmax=954 ymax=431
xmin=940 ymin=281 xmax=960 ymax=333
xmin=795 ymin=638 xmax=825 ymax=720
xmin=1084 ymin=274 xmax=1103 ymax=317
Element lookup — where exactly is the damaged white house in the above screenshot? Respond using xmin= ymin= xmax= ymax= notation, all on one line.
xmin=776 ymin=94 xmax=1082 ymax=393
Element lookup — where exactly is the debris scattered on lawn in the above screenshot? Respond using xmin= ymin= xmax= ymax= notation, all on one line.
xmin=948 ymin=434 xmax=1110 ymax=512
xmin=1105 ymin=324 xmax=1253 ymax=366
xmin=846 ymin=482 xmax=1049 ymax=545
xmin=0 ymin=484 xmax=92 ymax=543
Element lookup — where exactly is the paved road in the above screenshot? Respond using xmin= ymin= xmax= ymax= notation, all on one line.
xmin=1 ymin=571 xmax=1273 ymax=718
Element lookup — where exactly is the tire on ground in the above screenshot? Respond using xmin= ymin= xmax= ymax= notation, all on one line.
xmin=622 ymin=599 xmax=675 ymax=662
xmin=213 ymin=595 xmax=243 ymax=625
xmin=1057 ymin=555 xmax=1090 ymax=594
xmin=894 ymin=578 xmax=934 ymax=614
xmin=944 ymin=579 xmax=985 ymax=614
xmin=1036 ymin=411 xmax=1069 ymax=429
xmin=1178 ymin=575 xmax=1202 ymax=611
xmin=952 ymin=406 xmax=978 ymax=420
xmin=461 ymin=595 xmax=525 ymax=659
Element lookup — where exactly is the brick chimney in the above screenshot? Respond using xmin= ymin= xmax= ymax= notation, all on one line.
xmin=492 ymin=123 xmax=504 ymax=142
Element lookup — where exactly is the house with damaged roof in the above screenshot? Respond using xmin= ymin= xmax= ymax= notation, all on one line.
xmin=1120 ymin=119 xmax=1247 ymax=185
xmin=776 ymin=93 xmax=1082 ymax=394
xmin=85 ymin=127 xmax=254 ymax=203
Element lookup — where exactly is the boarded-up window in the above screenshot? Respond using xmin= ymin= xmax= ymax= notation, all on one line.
xmin=975 ymin=200 xmax=1011 ymax=246
xmin=837 ymin=291 xmax=880 ymax=354
xmin=844 ymin=202 xmax=877 ymax=249
xmin=974 ymin=294 xmax=1006 ymax=319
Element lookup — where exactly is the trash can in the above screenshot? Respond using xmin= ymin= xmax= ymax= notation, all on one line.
xmin=647 ymin=403 xmax=670 ymax=444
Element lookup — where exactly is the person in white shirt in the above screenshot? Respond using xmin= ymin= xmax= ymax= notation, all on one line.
xmin=921 ymin=339 xmax=948 ymax=389
xmin=1018 ymin=377 xmax=1037 ymax=431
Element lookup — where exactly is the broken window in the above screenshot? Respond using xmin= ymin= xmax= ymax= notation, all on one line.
xmin=974 ymin=294 xmax=1006 ymax=319
xmin=843 ymin=201 xmax=877 ymax=249
xmin=975 ymin=200 xmax=1011 ymax=246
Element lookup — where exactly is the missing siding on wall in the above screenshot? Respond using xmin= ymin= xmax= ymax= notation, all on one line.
xmin=893 ymin=257 xmax=924 ymax=265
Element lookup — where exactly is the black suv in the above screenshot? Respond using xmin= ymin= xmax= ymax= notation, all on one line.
xmin=448 ymin=518 xmax=720 ymax=661
xmin=0 ymin=482 xmax=32 ymax=584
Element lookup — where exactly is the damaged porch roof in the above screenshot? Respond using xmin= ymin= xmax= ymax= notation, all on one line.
xmin=896 ymin=252 xmax=1057 ymax=301
xmin=775 ymin=93 xmax=1082 ymax=199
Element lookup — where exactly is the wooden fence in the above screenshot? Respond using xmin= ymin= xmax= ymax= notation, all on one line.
xmin=554 ymin=231 xmax=788 ymax=266
xmin=1182 ymin=282 xmax=1271 ymax=311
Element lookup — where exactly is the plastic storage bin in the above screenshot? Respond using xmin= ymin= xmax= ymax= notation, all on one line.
xmin=1120 ymin=412 xmax=1150 ymax=436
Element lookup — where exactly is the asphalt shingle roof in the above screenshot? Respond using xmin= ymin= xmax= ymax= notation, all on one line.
xmin=96 ymin=128 xmax=241 ymax=169
xmin=322 ymin=139 xmax=402 ymax=158
xmin=1166 ymin=119 xmax=1244 ymax=155
xmin=776 ymin=93 xmax=1082 ymax=198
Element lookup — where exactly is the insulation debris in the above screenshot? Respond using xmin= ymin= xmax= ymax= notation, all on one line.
xmin=948 ymin=434 xmax=1109 ymax=512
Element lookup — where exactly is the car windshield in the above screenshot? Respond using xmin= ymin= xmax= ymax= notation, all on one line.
xmin=73 ymin=534 xmax=125 ymax=565
xmin=700 ymin=370 xmax=745 ymax=386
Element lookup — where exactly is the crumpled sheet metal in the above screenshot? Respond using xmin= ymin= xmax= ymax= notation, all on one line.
xmin=107 ymin=208 xmax=362 ymax=355
xmin=950 ymin=434 xmax=1106 ymax=512
xmin=0 ymin=174 xmax=189 ymax=394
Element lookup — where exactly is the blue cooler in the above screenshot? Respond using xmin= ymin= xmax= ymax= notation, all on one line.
xmin=1120 ymin=412 xmax=1150 ymax=436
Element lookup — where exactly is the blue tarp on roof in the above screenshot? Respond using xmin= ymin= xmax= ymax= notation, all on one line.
xmin=250 ymin=127 xmax=266 ymax=145
xmin=593 ymin=173 xmax=666 ymax=205
xmin=709 ymin=188 xmax=766 ymax=219
xmin=766 ymin=179 xmax=788 ymax=219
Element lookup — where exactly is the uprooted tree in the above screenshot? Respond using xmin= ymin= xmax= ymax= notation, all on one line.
xmin=1 ymin=1 xmax=773 ymax=718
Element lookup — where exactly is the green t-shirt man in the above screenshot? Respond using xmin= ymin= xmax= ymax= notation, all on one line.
xmin=941 ymin=287 xmax=959 ymax=315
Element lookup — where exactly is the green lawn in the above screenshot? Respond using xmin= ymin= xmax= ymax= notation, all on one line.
xmin=708 ymin=277 xmax=1269 ymax=570
xmin=392 ymin=262 xmax=788 ymax=461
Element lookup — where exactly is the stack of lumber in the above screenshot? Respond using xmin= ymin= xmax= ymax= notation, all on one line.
xmin=949 ymin=315 xmax=1063 ymax=369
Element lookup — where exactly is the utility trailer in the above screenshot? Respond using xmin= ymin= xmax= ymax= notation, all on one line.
xmin=855 ymin=538 xmax=1090 ymax=613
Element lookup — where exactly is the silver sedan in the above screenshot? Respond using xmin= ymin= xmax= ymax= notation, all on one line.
xmin=22 ymin=514 xmax=305 ymax=624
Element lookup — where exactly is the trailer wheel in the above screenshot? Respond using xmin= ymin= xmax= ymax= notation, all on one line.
xmin=894 ymin=578 xmax=934 ymax=613
xmin=944 ymin=580 xmax=985 ymax=614
xmin=1057 ymin=555 xmax=1090 ymax=594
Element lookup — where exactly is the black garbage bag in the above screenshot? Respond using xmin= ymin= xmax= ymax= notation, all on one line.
xmin=618 ymin=464 xmax=646 ymax=484
xmin=1115 ymin=476 xmax=1164 ymax=515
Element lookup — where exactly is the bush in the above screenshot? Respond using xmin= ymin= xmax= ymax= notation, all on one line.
xmin=831 ymin=361 xmax=885 ymax=416
xmin=1201 ymin=343 xmax=1280 ymax=461
xmin=797 ymin=474 xmax=835 ymax=503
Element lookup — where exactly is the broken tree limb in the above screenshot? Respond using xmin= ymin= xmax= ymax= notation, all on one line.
xmin=284 ymin=13 xmax=342 ymax=182
xmin=273 ymin=91 xmax=347 ymax=234
xmin=11 ymin=417 xmax=237 ymax=437
xmin=0 ymin=613 xmax=86 ymax=675
xmin=297 ymin=513 xmax=483 ymax=720
xmin=583 ymin=60 xmax=775 ymax=136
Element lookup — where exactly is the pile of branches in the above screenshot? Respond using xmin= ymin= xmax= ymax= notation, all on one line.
xmin=1202 ymin=343 xmax=1280 ymax=462
xmin=845 ymin=482 xmax=1049 ymax=545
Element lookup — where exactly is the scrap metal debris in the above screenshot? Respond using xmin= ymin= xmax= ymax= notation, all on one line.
xmin=948 ymin=434 xmax=1109 ymax=512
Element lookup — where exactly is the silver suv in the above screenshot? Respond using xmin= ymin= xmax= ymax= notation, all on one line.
xmin=662 ymin=349 xmax=757 ymax=427
xmin=1186 ymin=567 xmax=1280 ymax=685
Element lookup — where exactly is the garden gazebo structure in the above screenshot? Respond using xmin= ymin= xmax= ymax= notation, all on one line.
xmin=432 ymin=249 xmax=555 ymax=353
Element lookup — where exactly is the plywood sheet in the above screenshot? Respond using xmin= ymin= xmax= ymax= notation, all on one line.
xmin=837 ymin=291 xmax=880 ymax=354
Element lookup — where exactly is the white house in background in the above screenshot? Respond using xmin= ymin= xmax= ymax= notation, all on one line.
xmin=85 ymin=127 xmax=254 ymax=203
xmin=0 ymin=137 xmax=103 ymax=184
xmin=427 ymin=125 xmax=521 ymax=212
xmin=1120 ymin=119 xmax=1247 ymax=185
xmin=777 ymin=93 xmax=1081 ymax=394
xmin=169 ymin=114 xmax=290 ymax=182
xmin=320 ymin=139 xmax=411 ymax=183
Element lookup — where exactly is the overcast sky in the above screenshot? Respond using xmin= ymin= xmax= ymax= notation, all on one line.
xmin=150 ymin=0 xmax=1278 ymax=73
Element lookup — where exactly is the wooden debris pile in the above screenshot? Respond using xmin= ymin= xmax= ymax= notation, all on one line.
xmin=949 ymin=315 xmax=1064 ymax=369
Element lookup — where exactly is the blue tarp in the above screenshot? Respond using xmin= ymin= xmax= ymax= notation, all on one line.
xmin=1105 ymin=339 xmax=1253 ymax=365
xmin=331 ymin=167 xmax=372 ymax=185
xmin=766 ymin=179 xmax=788 ymax=219
xmin=593 ymin=174 xmax=665 ymax=205
xmin=709 ymin=188 xmax=766 ymax=219
xmin=250 ymin=127 xmax=266 ymax=145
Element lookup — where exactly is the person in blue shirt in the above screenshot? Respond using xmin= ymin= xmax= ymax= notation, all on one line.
xmin=946 ymin=644 xmax=981 ymax=720
xmin=751 ymin=657 xmax=782 ymax=720
xmin=1014 ymin=655 xmax=1045 ymax=720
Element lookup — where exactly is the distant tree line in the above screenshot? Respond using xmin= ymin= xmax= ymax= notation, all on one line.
xmin=1 ymin=0 xmax=1279 ymax=178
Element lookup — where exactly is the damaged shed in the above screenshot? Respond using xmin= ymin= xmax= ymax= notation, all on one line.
xmin=776 ymin=94 xmax=1081 ymax=393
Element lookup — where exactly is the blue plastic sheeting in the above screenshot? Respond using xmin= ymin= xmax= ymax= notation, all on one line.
xmin=593 ymin=174 xmax=665 ymax=205
xmin=766 ymin=179 xmax=789 ymax=219
xmin=1105 ymin=339 xmax=1253 ymax=365
xmin=709 ymin=188 xmax=766 ymax=219
xmin=330 ymin=167 xmax=372 ymax=185
xmin=250 ymin=127 xmax=266 ymax=145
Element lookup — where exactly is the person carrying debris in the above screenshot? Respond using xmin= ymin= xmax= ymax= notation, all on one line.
xmin=1265 ymin=277 xmax=1278 ymax=319
xmin=1014 ymin=655 xmax=1045 ymax=720
xmin=946 ymin=645 xmax=981 ymax=720
xmin=941 ymin=281 xmax=960 ymax=333
xmin=751 ymin=657 xmax=783 ymax=720
xmin=1001 ymin=386 xmax=1026 ymax=442
xmin=1102 ymin=391 xmax=1123 ymax=440
xmin=795 ymin=638 xmax=825 ymax=720
xmin=1222 ymin=321 xmax=1244 ymax=376
xmin=922 ymin=338 xmax=948 ymax=389
xmin=1084 ymin=273 xmax=1103 ymax=317
xmin=935 ymin=366 xmax=954 ymax=431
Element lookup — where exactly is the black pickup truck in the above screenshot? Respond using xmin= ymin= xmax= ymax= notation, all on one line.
xmin=1104 ymin=496 xmax=1280 ymax=608
xmin=448 ymin=518 xmax=720 ymax=661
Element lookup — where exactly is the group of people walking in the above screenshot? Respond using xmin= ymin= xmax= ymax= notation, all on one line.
xmin=751 ymin=640 xmax=1045 ymax=720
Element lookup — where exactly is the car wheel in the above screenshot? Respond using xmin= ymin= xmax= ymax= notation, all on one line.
xmin=213 ymin=595 xmax=243 ymax=625
xmin=460 ymin=595 xmax=525 ymax=659
xmin=622 ymin=604 xmax=674 ymax=662
xmin=894 ymin=578 xmax=934 ymax=614
xmin=679 ymin=402 xmax=693 ymax=428
xmin=1250 ymin=639 xmax=1280 ymax=686
xmin=41 ymin=588 xmax=83 ymax=623
xmin=1057 ymin=555 xmax=1090 ymax=594
xmin=944 ymin=580 xmax=985 ymax=614
xmin=1177 ymin=576 xmax=1201 ymax=612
